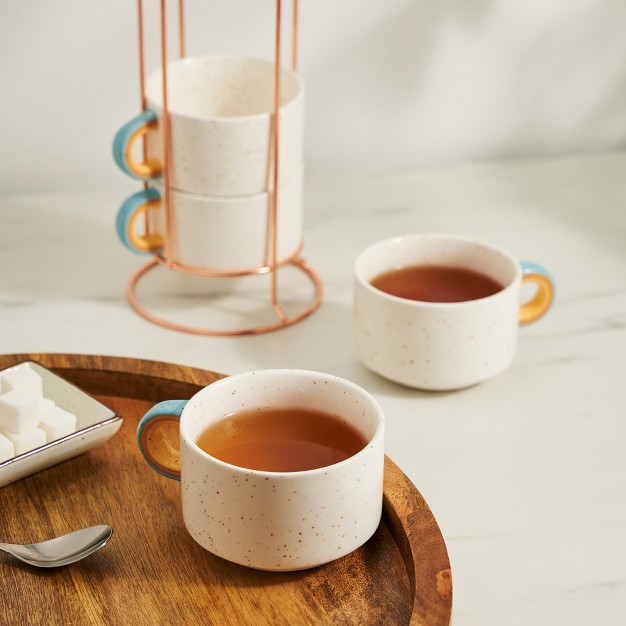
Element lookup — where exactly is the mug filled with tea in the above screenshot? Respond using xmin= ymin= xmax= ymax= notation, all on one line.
xmin=137 ymin=370 xmax=385 ymax=571
xmin=354 ymin=233 xmax=555 ymax=390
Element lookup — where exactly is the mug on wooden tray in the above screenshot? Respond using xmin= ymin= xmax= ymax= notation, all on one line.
xmin=136 ymin=369 xmax=385 ymax=571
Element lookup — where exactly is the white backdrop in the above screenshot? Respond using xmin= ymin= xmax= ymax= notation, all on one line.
xmin=1 ymin=0 xmax=626 ymax=194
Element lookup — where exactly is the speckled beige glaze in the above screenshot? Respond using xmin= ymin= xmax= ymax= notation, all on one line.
xmin=145 ymin=55 xmax=303 ymax=196
xmin=354 ymin=234 xmax=523 ymax=390
xmin=150 ymin=173 xmax=302 ymax=272
xmin=179 ymin=370 xmax=384 ymax=571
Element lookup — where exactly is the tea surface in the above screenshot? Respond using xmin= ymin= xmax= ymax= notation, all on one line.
xmin=371 ymin=264 xmax=504 ymax=303
xmin=196 ymin=406 xmax=368 ymax=472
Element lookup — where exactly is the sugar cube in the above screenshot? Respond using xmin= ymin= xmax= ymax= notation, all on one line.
xmin=38 ymin=405 xmax=77 ymax=443
xmin=1 ymin=366 xmax=44 ymax=397
xmin=39 ymin=397 xmax=55 ymax=413
xmin=0 ymin=365 xmax=80 ymax=461
xmin=2 ymin=427 xmax=47 ymax=456
xmin=0 ymin=432 xmax=14 ymax=463
xmin=0 ymin=389 xmax=40 ymax=433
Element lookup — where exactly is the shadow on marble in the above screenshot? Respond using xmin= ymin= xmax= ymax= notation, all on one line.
xmin=0 ymin=195 xmax=136 ymax=300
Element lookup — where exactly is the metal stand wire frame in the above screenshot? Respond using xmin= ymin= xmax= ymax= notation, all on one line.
xmin=126 ymin=0 xmax=323 ymax=336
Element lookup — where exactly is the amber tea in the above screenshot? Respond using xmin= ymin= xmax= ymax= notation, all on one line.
xmin=196 ymin=406 xmax=368 ymax=472
xmin=371 ymin=264 xmax=504 ymax=303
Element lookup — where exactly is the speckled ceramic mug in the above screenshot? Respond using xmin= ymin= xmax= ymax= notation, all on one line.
xmin=137 ymin=370 xmax=385 ymax=571
xmin=115 ymin=173 xmax=302 ymax=272
xmin=113 ymin=55 xmax=303 ymax=196
xmin=354 ymin=234 xmax=555 ymax=390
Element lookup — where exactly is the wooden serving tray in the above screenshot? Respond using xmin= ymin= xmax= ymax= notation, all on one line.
xmin=0 ymin=354 xmax=452 ymax=626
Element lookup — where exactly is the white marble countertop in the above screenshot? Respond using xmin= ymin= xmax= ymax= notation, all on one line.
xmin=1 ymin=151 xmax=625 ymax=624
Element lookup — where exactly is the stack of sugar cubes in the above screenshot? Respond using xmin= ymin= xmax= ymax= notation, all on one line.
xmin=0 ymin=366 xmax=77 ymax=462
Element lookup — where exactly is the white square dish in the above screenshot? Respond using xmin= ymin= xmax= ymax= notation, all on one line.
xmin=0 ymin=361 xmax=122 ymax=488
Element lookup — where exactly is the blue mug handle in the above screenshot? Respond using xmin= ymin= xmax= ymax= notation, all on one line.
xmin=137 ymin=400 xmax=188 ymax=480
xmin=115 ymin=187 xmax=162 ymax=254
xmin=519 ymin=261 xmax=555 ymax=325
xmin=113 ymin=110 xmax=162 ymax=180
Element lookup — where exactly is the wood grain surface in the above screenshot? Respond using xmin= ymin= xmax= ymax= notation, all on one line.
xmin=0 ymin=353 xmax=452 ymax=625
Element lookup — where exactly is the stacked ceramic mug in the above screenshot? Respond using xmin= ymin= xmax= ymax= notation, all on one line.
xmin=113 ymin=55 xmax=304 ymax=272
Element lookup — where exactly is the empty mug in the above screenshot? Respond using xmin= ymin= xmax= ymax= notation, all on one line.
xmin=115 ymin=173 xmax=303 ymax=272
xmin=113 ymin=55 xmax=304 ymax=196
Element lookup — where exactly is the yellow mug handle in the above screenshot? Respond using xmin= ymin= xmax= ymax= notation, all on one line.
xmin=116 ymin=188 xmax=163 ymax=254
xmin=113 ymin=110 xmax=162 ymax=180
xmin=137 ymin=400 xmax=188 ymax=480
xmin=519 ymin=261 xmax=555 ymax=325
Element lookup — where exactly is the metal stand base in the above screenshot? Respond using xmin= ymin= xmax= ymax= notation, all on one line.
xmin=126 ymin=256 xmax=323 ymax=336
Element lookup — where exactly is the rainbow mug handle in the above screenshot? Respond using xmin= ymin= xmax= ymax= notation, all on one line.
xmin=519 ymin=261 xmax=555 ymax=325
xmin=115 ymin=187 xmax=163 ymax=254
xmin=113 ymin=110 xmax=162 ymax=180
xmin=137 ymin=400 xmax=188 ymax=480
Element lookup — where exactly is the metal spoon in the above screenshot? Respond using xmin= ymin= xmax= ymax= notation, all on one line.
xmin=0 ymin=525 xmax=113 ymax=568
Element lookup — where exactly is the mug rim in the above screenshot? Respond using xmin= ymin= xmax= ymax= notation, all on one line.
xmin=178 ymin=369 xmax=385 ymax=478
xmin=354 ymin=233 xmax=521 ymax=308
xmin=145 ymin=54 xmax=304 ymax=123
xmin=150 ymin=169 xmax=302 ymax=202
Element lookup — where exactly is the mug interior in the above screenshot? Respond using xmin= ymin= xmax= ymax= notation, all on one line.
xmin=356 ymin=234 xmax=519 ymax=299
xmin=146 ymin=55 xmax=302 ymax=119
xmin=180 ymin=370 xmax=383 ymax=469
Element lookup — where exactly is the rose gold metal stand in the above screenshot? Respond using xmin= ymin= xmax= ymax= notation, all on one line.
xmin=126 ymin=0 xmax=322 ymax=336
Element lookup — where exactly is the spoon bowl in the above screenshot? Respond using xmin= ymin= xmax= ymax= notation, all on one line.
xmin=0 ymin=525 xmax=113 ymax=568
